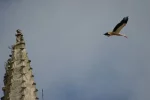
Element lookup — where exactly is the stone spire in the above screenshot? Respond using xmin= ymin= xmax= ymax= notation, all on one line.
xmin=1 ymin=29 xmax=39 ymax=100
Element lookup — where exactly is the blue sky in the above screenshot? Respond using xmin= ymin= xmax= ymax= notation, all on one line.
xmin=0 ymin=0 xmax=150 ymax=100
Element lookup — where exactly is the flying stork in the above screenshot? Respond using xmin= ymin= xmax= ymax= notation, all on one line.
xmin=104 ymin=16 xmax=128 ymax=38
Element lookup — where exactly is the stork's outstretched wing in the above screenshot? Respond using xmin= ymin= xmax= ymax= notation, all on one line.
xmin=113 ymin=16 xmax=128 ymax=34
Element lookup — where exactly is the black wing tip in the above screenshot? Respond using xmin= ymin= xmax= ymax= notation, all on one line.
xmin=122 ymin=16 xmax=129 ymax=23
xmin=124 ymin=16 xmax=129 ymax=20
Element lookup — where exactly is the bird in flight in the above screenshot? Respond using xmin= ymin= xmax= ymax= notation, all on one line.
xmin=104 ymin=16 xmax=128 ymax=38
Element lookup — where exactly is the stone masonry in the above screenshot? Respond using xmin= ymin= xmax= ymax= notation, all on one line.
xmin=1 ymin=29 xmax=39 ymax=100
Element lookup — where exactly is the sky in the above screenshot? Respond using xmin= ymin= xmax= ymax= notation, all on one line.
xmin=0 ymin=0 xmax=150 ymax=100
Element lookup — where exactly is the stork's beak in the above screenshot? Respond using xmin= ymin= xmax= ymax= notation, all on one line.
xmin=104 ymin=32 xmax=110 ymax=37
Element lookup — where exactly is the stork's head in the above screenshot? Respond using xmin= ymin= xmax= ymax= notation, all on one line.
xmin=104 ymin=32 xmax=110 ymax=37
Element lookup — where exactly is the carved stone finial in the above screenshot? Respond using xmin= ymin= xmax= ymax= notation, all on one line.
xmin=16 ymin=29 xmax=22 ymax=33
xmin=15 ymin=29 xmax=24 ymax=42
xmin=15 ymin=29 xmax=23 ymax=37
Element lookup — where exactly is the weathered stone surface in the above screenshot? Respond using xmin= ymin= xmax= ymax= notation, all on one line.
xmin=1 ymin=30 xmax=38 ymax=100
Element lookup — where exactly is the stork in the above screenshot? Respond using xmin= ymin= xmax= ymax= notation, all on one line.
xmin=104 ymin=16 xmax=128 ymax=38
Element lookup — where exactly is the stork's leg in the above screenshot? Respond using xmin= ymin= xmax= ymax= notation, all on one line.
xmin=115 ymin=33 xmax=128 ymax=38
xmin=120 ymin=33 xmax=128 ymax=38
xmin=124 ymin=36 xmax=128 ymax=38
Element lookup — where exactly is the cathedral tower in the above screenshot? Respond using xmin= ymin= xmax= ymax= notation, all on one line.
xmin=1 ymin=29 xmax=38 ymax=100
